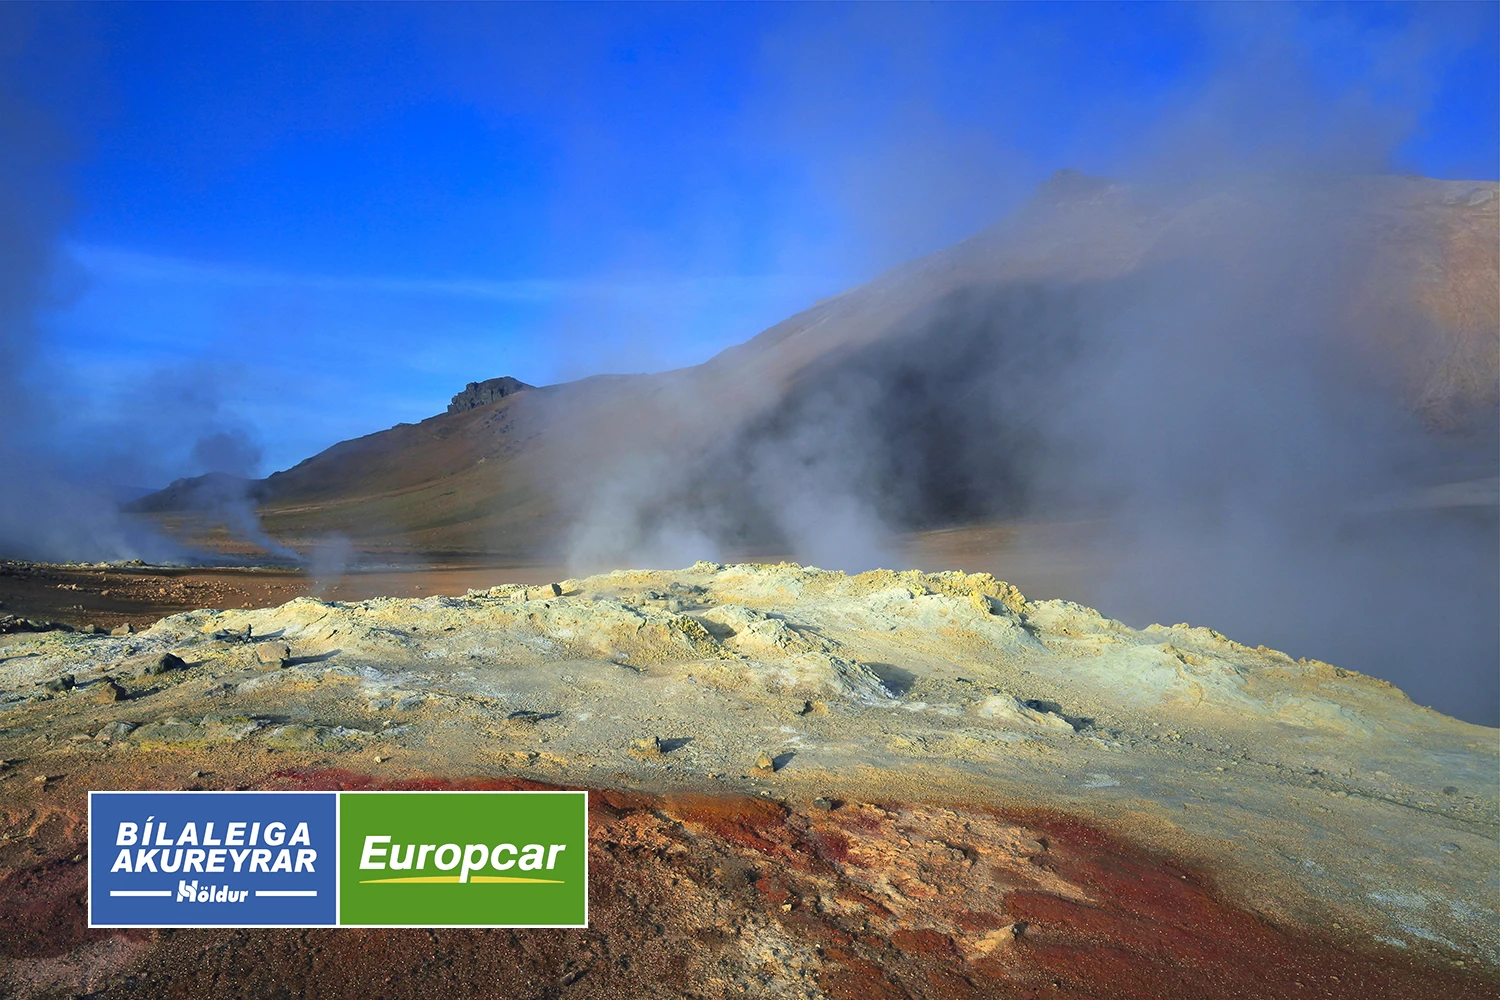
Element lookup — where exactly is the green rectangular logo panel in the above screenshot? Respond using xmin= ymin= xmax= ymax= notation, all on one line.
xmin=337 ymin=791 xmax=587 ymax=927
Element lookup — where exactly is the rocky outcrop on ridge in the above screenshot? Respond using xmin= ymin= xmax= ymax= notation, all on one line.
xmin=447 ymin=376 xmax=534 ymax=413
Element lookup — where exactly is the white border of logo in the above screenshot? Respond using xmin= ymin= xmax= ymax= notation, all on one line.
xmin=87 ymin=789 xmax=589 ymax=929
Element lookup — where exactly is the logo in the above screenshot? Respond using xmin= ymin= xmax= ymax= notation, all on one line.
xmin=89 ymin=791 xmax=337 ymax=928
xmin=338 ymin=791 xmax=588 ymax=927
xmin=89 ymin=790 xmax=588 ymax=928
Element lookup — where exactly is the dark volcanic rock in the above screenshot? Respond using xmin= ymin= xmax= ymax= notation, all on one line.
xmin=0 ymin=615 xmax=69 ymax=635
xmin=136 ymin=652 xmax=186 ymax=676
xmin=447 ymin=376 xmax=533 ymax=413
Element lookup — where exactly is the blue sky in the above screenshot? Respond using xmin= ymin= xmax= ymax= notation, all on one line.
xmin=6 ymin=2 xmax=1496 ymax=483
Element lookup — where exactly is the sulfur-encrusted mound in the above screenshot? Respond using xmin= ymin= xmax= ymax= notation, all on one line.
xmin=1 ymin=562 xmax=1495 ymax=975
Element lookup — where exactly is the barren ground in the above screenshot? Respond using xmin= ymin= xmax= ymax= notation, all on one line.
xmin=0 ymin=562 xmax=1494 ymax=998
xmin=0 ymin=559 xmax=569 ymax=634
xmin=0 ymin=516 xmax=1125 ymax=634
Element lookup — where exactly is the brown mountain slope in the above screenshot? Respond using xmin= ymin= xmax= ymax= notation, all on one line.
xmin=253 ymin=390 xmax=555 ymax=557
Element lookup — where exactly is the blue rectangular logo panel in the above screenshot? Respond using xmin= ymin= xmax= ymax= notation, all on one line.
xmin=89 ymin=791 xmax=338 ymax=928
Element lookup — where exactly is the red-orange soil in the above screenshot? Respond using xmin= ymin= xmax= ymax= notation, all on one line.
xmin=1 ymin=766 xmax=1490 ymax=999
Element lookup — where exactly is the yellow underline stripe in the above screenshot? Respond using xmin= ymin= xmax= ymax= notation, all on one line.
xmin=357 ymin=876 xmax=565 ymax=884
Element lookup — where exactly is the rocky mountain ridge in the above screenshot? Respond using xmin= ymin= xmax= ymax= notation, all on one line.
xmin=124 ymin=172 xmax=1498 ymax=561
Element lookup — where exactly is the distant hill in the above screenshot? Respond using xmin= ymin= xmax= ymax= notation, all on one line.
xmin=123 ymin=471 xmax=264 ymax=513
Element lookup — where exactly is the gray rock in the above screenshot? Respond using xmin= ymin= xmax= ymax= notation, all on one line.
xmin=255 ymin=641 xmax=292 ymax=667
xmin=447 ymin=376 xmax=534 ymax=414
xmin=629 ymin=736 xmax=664 ymax=758
xmin=512 ymin=583 xmax=563 ymax=603
xmin=139 ymin=652 xmax=186 ymax=676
